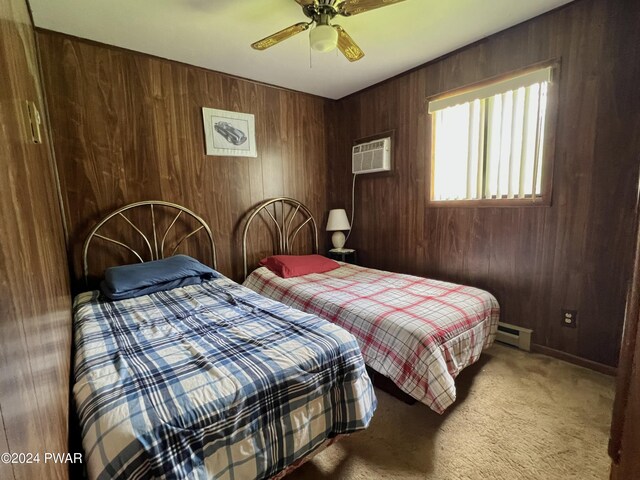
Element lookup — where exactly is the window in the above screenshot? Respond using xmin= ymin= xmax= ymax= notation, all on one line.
xmin=428 ymin=66 xmax=555 ymax=204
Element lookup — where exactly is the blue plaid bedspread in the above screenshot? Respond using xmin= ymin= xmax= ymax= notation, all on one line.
xmin=73 ymin=276 xmax=376 ymax=480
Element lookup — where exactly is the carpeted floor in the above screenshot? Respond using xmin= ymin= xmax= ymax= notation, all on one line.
xmin=289 ymin=344 xmax=615 ymax=480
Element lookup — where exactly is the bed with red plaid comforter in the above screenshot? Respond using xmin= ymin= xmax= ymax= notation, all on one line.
xmin=244 ymin=263 xmax=499 ymax=414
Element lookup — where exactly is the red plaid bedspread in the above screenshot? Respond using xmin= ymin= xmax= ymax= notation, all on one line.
xmin=244 ymin=263 xmax=499 ymax=414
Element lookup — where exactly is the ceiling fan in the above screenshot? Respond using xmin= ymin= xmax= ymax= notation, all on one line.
xmin=251 ymin=0 xmax=407 ymax=62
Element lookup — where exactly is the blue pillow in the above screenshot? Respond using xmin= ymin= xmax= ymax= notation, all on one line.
xmin=100 ymin=255 xmax=219 ymax=300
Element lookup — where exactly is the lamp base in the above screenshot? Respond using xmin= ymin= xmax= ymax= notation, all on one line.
xmin=331 ymin=231 xmax=346 ymax=249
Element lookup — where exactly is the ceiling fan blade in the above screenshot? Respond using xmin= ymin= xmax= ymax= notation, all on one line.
xmin=251 ymin=22 xmax=311 ymax=50
xmin=334 ymin=26 xmax=365 ymax=62
xmin=339 ymin=0 xmax=406 ymax=16
xmin=294 ymin=0 xmax=316 ymax=5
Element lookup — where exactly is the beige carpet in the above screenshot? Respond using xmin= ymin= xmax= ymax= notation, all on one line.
xmin=288 ymin=344 xmax=615 ymax=480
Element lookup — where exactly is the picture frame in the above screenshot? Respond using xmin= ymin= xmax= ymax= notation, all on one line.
xmin=202 ymin=107 xmax=257 ymax=157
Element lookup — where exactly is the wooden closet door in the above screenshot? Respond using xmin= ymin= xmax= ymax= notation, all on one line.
xmin=0 ymin=1 xmax=72 ymax=479
xmin=609 ymin=203 xmax=640 ymax=478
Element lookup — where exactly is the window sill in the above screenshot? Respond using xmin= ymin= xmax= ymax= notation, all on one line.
xmin=427 ymin=197 xmax=551 ymax=208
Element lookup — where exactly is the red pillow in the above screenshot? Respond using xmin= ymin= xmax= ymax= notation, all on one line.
xmin=259 ymin=254 xmax=340 ymax=279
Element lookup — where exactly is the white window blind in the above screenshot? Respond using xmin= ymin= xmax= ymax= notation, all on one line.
xmin=429 ymin=67 xmax=552 ymax=202
xmin=428 ymin=67 xmax=552 ymax=113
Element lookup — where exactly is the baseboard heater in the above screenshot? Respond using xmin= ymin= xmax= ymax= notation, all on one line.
xmin=496 ymin=322 xmax=533 ymax=351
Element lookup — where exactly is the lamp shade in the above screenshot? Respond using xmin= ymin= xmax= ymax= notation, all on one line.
xmin=326 ymin=209 xmax=350 ymax=231
xmin=309 ymin=24 xmax=338 ymax=53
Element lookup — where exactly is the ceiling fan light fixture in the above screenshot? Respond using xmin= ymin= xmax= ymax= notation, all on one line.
xmin=309 ymin=24 xmax=338 ymax=52
xmin=252 ymin=0 xmax=407 ymax=61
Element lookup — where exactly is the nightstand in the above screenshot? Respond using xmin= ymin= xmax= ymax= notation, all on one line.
xmin=328 ymin=248 xmax=357 ymax=264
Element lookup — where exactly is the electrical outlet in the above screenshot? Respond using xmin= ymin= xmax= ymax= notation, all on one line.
xmin=561 ymin=309 xmax=578 ymax=328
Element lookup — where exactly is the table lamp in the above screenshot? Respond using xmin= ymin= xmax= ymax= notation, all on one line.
xmin=326 ymin=208 xmax=351 ymax=249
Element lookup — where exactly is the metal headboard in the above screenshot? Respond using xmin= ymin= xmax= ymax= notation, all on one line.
xmin=242 ymin=197 xmax=318 ymax=279
xmin=82 ymin=200 xmax=217 ymax=282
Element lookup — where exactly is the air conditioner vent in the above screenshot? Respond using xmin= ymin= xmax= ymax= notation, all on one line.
xmin=352 ymin=137 xmax=391 ymax=174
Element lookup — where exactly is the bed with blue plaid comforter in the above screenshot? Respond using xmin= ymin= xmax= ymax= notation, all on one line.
xmin=73 ymin=276 xmax=376 ymax=480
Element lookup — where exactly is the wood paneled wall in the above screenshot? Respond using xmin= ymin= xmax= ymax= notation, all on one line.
xmin=0 ymin=1 xmax=72 ymax=479
xmin=327 ymin=0 xmax=640 ymax=368
xmin=36 ymin=0 xmax=638 ymax=369
xmin=37 ymin=31 xmax=330 ymax=285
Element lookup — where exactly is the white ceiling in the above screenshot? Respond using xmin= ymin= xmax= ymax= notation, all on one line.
xmin=29 ymin=0 xmax=574 ymax=100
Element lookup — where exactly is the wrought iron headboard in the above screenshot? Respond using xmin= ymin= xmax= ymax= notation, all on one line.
xmin=242 ymin=197 xmax=318 ymax=279
xmin=82 ymin=200 xmax=217 ymax=282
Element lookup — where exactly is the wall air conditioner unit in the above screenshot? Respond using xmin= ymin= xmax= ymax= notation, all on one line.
xmin=352 ymin=137 xmax=391 ymax=174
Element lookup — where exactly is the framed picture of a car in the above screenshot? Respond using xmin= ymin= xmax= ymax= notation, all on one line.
xmin=202 ymin=107 xmax=257 ymax=157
